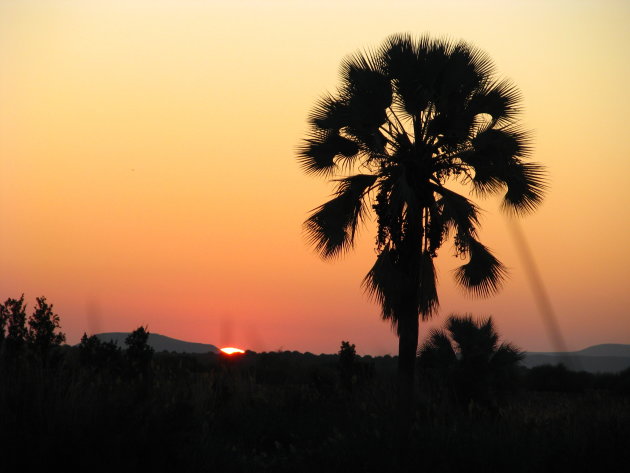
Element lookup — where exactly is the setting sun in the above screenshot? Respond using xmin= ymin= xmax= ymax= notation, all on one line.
xmin=220 ymin=347 xmax=245 ymax=355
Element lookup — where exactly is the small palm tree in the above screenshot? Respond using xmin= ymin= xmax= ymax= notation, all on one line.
xmin=418 ymin=314 xmax=524 ymax=403
xmin=298 ymin=34 xmax=544 ymax=410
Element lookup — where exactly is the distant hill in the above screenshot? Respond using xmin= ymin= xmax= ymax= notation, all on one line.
xmin=522 ymin=344 xmax=630 ymax=373
xmin=94 ymin=332 xmax=219 ymax=354
xmin=87 ymin=335 xmax=629 ymax=373
xmin=575 ymin=344 xmax=630 ymax=357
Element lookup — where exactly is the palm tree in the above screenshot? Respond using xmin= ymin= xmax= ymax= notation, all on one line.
xmin=298 ymin=34 xmax=545 ymax=410
xmin=418 ymin=314 xmax=524 ymax=404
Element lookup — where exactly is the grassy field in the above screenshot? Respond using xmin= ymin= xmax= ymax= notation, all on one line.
xmin=1 ymin=346 xmax=629 ymax=472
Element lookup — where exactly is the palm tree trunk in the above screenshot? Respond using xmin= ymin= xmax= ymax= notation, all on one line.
xmin=396 ymin=212 xmax=423 ymax=464
xmin=397 ymin=310 xmax=418 ymax=410
xmin=397 ymin=210 xmax=423 ymax=404
xmin=396 ymin=305 xmax=419 ymax=464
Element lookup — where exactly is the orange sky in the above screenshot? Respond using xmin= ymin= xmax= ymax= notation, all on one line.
xmin=1 ymin=0 xmax=628 ymax=354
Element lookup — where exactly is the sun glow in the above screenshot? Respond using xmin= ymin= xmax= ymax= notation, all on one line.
xmin=220 ymin=347 xmax=245 ymax=355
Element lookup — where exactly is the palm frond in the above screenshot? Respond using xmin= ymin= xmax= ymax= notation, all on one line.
xmin=418 ymin=250 xmax=439 ymax=319
xmin=308 ymin=93 xmax=350 ymax=131
xmin=339 ymin=48 xmax=386 ymax=79
xmin=362 ymin=247 xmax=403 ymax=325
xmin=462 ymin=42 xmax=495 ymax=84
xmin=339 ymin=51 xmax=391 ymax=130
xmin=426 ymin=328 xmax=455 ymax=353
xmin=478 ymin=317 xmax=500 ymax=353
xmin=346 ymin=126 xmax=389 ymax=154
xmin=472 ymin=126 xmax=533 ymax=161
xmin=297 ymin=131 xmax=360 ymax=176
xmin=363 ymin=248 xmax=438 ymax=329
xmin=433 ymin=41 xmax=486 ymax=114
xmin=382 ymin=33 xmax=432 ymax=115
xmin=427 ymin=111 xmax=476 ymax=148
xmin=418 ymin=327 xmax=456 ymax=364
xmin=446 ymin=314 xmax=479 ymax=355
xmin=433 ymin=185 xmax=480 ymax=239
xmin=463 ymin=126 xmax=534 ymax=196
xmin=501 ymin=161 xmax=547 ymax=215
xmin=304 ymin=174 xmax=377 ymax=258
xmin=454 ymin=239 xmax=507 ymax=297
xmin=462 ymin=126 xmax=546 ymax=212
xmin=491 ymin=342 xmax=525 ymax=364
xmin=468 ymin=79 xmax=522 ymax=127
xmin=447 ymin=314 xmax=499 ymax=359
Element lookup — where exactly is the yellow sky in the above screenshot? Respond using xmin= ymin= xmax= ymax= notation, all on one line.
xmin=1 ymin=0 xmax=628 ymax=354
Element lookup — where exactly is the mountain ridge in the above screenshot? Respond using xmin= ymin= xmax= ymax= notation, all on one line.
xmin=522 ymin=344 xmax=630 ymax=373
xmin=94 ymin=332 xmax=219 ymax=354
xmin=526 ymin=343 xmax=630 ymax=358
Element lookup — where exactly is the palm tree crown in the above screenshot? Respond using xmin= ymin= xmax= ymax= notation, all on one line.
xmin=418 ymin=314 xmax=524 ymax=402
xmin=298 ymin=34 xmax=545 ymax=331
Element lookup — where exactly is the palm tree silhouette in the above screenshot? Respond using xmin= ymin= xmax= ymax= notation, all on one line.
xmin=418 ymin=314 xmax=524 ymax=404
xmin=298 ymin=34 xmax=545 ymax=417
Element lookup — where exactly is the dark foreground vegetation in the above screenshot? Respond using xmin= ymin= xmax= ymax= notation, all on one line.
xmin=1 ymin=297 xmax=629 ymax=472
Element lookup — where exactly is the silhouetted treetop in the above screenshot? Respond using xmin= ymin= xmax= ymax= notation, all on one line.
xmin=26 ymin=297 xmax=66 ymax=349
xmin=1 ymin=295 xmax=27 ymax=344
xmin=125 ymin=326 xmax=154 ymax=373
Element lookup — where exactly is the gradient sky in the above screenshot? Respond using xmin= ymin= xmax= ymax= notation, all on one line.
xmin=1 ymin=0 xmax=628 ymax=354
